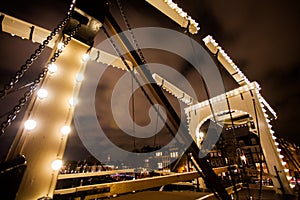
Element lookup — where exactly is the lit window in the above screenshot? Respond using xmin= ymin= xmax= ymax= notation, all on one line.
xmin=170 ymin=152 xmax=178 ymax=158
xmin=156 ymin=152 xmax=162 ymax=157
xmin=157 ymin=162 xmax=162 ymax=169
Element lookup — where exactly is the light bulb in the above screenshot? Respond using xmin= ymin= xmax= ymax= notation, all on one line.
xmin=48 ymin=63 xmax=58 ymax=73
xmin=82 ymin=53 xmax=90 ymax=62
xmin=284 ymin=168 xmax=289 ymax=173
xmin=51 ymin=159 xmax=63 ymax=171
xmin=76 ymin=73 xmax=84 ymax=82
xmin=279 ymin=155 xmax=284 ymax=159
xmin=61 ymin=126 xmax=71 ymax=135
xmin=24 ymin=119 xmax=37 ymax=130
xmin=282 ymin=161 xmax=287 ymax=166
xmin=37 ymin=88 xmax=48 ymax=99
xmin=68 ymin=97 xmax=78 ymax=106
xmin=57 ymin=42 xmax=65 ymax=50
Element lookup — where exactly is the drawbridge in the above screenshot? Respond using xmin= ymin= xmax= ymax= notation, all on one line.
xmin=0 ymin=0 xmax=296 ymax=199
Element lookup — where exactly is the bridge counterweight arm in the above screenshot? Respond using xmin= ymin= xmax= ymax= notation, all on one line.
xmin=152 ymin=73 xmax=197 ymax=106
xmin=145 ymin=0 xmax=200 ymax=34
xmin=203 ymin=35 xmax=277 ymax=119
xmin=0 ymin=12 xmax=133 ymax=71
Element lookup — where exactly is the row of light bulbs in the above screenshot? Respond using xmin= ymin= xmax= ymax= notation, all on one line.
xmin=143 ymin=0 xmax=200 ymax=34
xmin=49 ymin=0 xmax=77 ymax=172
xmin=185 ymin=82 xmax=259 ymax=114
xmin=163 ymin=0 xmax=200 ymax=32
xmin=256 ymin=89 xmax=292 ymax=183
xmin=203 ymin=35 xmax=250 ymax=86
xmin=23 ymin=41 xmax=90 ymax=171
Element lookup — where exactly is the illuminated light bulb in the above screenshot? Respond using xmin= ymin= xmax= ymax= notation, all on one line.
xmin=61 ymin=126 xmax=71 ymax=135
xmin=37 ymin=88 xmax=48 ymax=99
xmin=82 ymin=53 xmax=90 ymax=62
xmin=170 ymin=3 xmax=178 ymax=10
xmin=24 ymin=119 xmax=37 ymax=130
xmin=272 ymin=135 xmax=277 ymax=140
xmin=287 ymin=176 xmax=292 ymax=181
xmin=180 ymin=12 xmax=187 ymax=18
xmin=76 ymin=73 xmax=84 ymax=82
xmin=279 ymin=155 xmax=284 ymax=159
xmin=176 ymin=7 xmax=182 ymax=13
xmin=282 ymin=161 xmax=287 ymax=166
xmin=57 ymin=42 xmax=65 ymax=50
xmin=68 ymin=97 xmax=78 ymax=106
xmin=51 ymin=159 xmax=63 ymax=171
xmin=203 ymin=36 xmax=211 ymax=44
xmin=284 ymin=168 xmax=289 ymax=173
xmin=277 ymin=148 xmax=281 ymax=152
xmin=48 ymin=63 xmax=58 ymax=73
xmin=275 ymin=142 xmax=279 ymax=146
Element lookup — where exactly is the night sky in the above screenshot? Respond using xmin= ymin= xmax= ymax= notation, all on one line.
xmin=0 ymin=0 xmax=300 ymax=161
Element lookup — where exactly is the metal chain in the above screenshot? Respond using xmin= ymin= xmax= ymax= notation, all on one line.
xmin=116 ymin=0 xmax=147 ymax=64
xmin=0 ymin=1 xmax=77 ymax=99
xmin=0 ymin=23 xmax=82 ymax=136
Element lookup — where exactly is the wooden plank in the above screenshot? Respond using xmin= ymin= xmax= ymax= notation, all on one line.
xmin=54 ymin=171 xmax=201 ymax=199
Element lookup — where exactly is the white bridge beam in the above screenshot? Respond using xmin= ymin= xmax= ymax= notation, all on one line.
xmin=145 ymin=0 xmax=200 ymax=34
xmin=0 ymin=12 xmax=133 ymax=70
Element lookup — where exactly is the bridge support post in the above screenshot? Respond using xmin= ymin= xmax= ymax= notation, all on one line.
xmin=6 ymin=39 xmax=89 ymax=200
